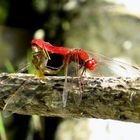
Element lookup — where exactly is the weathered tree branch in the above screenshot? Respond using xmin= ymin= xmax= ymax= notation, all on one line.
xmin=0 ymin=73 xmax=140 ymax=122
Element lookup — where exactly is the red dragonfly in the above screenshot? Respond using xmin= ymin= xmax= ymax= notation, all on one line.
xmin=31 ymin=39 xmax=99 ymax=106
xmin=31 ymin=39 xmax=97 ymax=75
xmin=31 ymin=39 xmax=140 ymax=107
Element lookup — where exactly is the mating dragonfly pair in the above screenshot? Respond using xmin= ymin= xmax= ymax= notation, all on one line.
xmin=2 ymin=39 xmax=140 ymax=116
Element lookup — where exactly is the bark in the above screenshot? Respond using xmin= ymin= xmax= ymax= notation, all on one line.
xmin=0 ymin=73 xmax=140 ymax=122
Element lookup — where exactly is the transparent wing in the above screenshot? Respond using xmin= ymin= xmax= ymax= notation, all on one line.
xmin=3 ymin=77 xmax=39 ymax=117
xmin=0 ymin=63 xmax=37 ymax=117
xmin=63 ymin=55 xmax=83 ymax=107
xmin=0 ymin=63 xmax=31 ymax=99
xmin=85 ymin=51 xmax=140 ymax=77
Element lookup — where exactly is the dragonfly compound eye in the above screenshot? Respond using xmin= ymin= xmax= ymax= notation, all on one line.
xmin=85 ymin=58 xmax=97 ymax=70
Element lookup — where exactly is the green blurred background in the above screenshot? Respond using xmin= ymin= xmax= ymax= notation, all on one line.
xmin=0 ymin=0 xmax=140 ymax=140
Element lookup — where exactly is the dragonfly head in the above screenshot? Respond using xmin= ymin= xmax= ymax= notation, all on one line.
xmin=85 ymin=58 xmax=97 ymax=71
xmin=32 ymin=45 xmax=42 ymax=54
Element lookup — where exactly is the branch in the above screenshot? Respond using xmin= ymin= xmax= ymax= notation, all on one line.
xmin=0 ymin=73 xmax=140 ymax=122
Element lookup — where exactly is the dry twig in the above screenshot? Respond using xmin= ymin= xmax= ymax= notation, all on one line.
xmin=0 ymin=73 xmax=140 ymax=122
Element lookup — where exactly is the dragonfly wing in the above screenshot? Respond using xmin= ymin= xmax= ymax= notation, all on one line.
xmin=87 ymin=52 xmax=140 ymax=77
xmin=67 ymin=54 xmax=84 ymax=106
xmin=0 ymin=63 xmax=31 ymax=100
xmin=62 ymin=54 xmax=83 ymax=107
xmin=62 ymin=59 xmax=69 ymax=107
xmin=3 ymin=80 xmax=38 ymax=117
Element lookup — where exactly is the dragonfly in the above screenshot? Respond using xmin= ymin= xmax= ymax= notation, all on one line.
xmin=31 ymin=39 xmax=100 ymax=106
xmin=2 ymin=39 xmax=140 ymax=116
xmin=31 ymin=39 xmax=140 ymax=107
xmin=31 ymin=39 xmax=97 ymax=75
